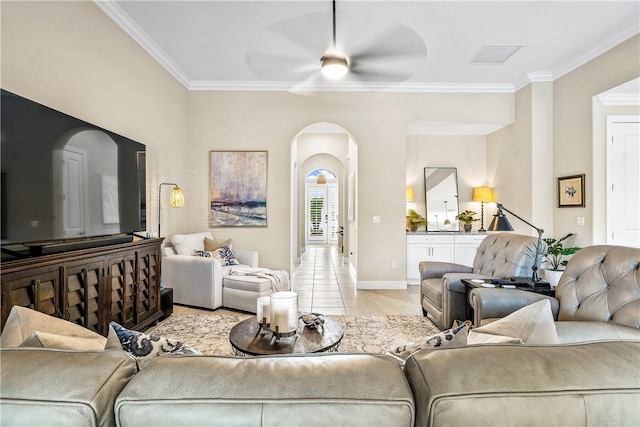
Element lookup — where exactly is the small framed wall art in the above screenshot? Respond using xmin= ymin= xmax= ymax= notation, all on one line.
xmin=210 ymin=151 xmax=268 ymax=227
xmin=557 ymin=174 xmax=585 ymax=208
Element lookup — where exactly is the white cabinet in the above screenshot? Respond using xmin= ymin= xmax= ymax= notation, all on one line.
xmin=454 ymin=234 xmax=487 ymax=268
xmin=406 ymin=235 xmax=455 ymax=284
xmin=406 ymin=234 xmax=487 ymax=284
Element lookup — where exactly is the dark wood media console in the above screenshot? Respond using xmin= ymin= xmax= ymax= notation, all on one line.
xmin=0 ymin=237 xmax=163 ymax=336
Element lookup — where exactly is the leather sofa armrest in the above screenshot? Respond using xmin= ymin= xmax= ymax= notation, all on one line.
xmin=469 ymin=288 xmax=559 ymax=326
xmin=419 ymin=262 xmax=471 ymax=280
xmin=235 ymin=250 xmax=259 ymax=268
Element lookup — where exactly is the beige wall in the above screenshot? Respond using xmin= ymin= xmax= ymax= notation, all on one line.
xmin=406 ymin=135 xmax=488 ymax=231
xmin=487 ymin=86 xmax=535 ymax=236
xmin=186 ymin=91 xmax=513 ymax=283
xmin=553 ymin=34 xmax=639 ymax=247
xmin=15 ymin=1 xmax=637 ymax=285
xmin=1 ymin=1 xmax=189 ymax=237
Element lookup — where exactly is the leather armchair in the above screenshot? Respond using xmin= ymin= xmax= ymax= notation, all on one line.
xmin=420 ymin=233 xmax=543 ymax=329
xmin=469 ymin=245 xmax=640 ymax=343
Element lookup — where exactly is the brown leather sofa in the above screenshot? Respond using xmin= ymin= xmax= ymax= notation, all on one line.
xmin=2 ymin=341 xmax=639 ymax=426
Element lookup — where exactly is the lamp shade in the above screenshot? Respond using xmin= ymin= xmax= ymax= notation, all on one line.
xmin=169 ymin=187 xmax=185 ymax=208
xmin=488 ymin=209 xmax=514 ymax=231
xmin=472 ymin=187 xmax=495 ymax=203
xmin=405 ymin=186 xmax=415 ymax=202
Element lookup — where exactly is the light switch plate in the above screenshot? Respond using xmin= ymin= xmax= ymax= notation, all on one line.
xmin=373 ymin=216 xmax=381 ymax=224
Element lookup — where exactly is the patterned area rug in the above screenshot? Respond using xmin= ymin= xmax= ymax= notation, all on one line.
xmin=150 ymin=312 xmax=440 ymax=356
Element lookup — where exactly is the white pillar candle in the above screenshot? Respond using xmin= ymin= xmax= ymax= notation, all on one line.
xmin=256 ymin=296 xmax=271 ymax=325
xmin=269 ymin=291 xmax=298 ymax=334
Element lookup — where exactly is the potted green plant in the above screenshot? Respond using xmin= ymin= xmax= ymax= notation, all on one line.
xmin=456 ymin=210 xmax=479 ymax=232
xmin=406 ymin=209 xmax=426 ymax=232
xmin=541 ymin=233 xmax=581 ymax=286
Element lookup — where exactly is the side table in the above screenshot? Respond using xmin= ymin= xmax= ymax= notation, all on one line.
xmin=462 ymin=279 xmax=555 ymax=323
xmin=160 ymin=288 xmax=174 ymax=320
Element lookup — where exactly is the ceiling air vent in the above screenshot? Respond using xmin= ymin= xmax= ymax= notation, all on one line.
xmin=470 ymin=45 xmax=523 ymax=65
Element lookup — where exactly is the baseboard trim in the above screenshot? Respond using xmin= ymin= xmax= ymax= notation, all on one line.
xmin=356 ymin=281 xmax=407 ymax=290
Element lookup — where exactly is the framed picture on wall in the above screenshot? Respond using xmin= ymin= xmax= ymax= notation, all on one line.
xmin=558 ymin=174 xmax=585 ymax=208
xmin=210 ymin=151 xmax=268 ymax=226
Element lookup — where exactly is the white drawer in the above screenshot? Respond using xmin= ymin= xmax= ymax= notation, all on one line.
xmin=407 ymin=234 xmax=455 ymax=244
xmin=454 ymin=234 xmax=487 ymax=244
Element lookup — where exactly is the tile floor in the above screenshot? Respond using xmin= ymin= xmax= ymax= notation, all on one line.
xmin=174 ymin=244 xmax=422 ymax=316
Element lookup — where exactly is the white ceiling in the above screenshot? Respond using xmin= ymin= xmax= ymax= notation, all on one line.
xmin=98 ymin=1 xmax=640 ymax=93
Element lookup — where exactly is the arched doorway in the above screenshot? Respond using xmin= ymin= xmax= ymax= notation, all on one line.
xmin=305 ymin=169 xmax=338 ymax=245
xmin=290 ymin=123 xmax=358 ymax=275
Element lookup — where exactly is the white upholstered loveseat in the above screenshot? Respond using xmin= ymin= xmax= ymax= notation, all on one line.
xmin=161 ymin=231 xmax=260 ymax=310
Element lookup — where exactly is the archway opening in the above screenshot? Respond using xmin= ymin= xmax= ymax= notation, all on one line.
xmin=290 ymin=123 xmax=358 ymax=276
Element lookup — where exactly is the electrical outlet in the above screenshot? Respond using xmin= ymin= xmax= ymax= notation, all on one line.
xmin=373 ymin=216 xmax=381 ymax=224
xmin=576 ymin=216 xmax=585 ymax=226
xmin=391 ymin=261 xmax=397 ymax=269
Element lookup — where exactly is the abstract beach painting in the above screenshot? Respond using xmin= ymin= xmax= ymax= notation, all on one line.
xmin=210 ymin=151 xmax=267 ymax=227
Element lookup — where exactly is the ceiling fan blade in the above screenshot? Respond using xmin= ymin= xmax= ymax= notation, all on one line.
xmin=245 ymin=50 xmax=318 ymax=81
xmin=268 ymin=12 xmax=331 ymax=56
xmin=349 ymin=22 xmax=427 ymax=62
xmin=348 ymin=67 xmax=413 ymax=84
xmin=288 ymin=71 xmax=325 ymax=95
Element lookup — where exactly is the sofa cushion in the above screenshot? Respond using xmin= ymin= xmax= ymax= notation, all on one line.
xmin=109 ymin=322 xmax=201 ymax=362
xmin=210 ymin=244 xmax=240 ymax=266
xmin=555 ymin=321 xmax=640 ymax=344
xmin=404 ymin=341 xmax=640 ymax=427
xmin=169 ymin=231 xmax=212 ymax=256
xmin=204 ymin=237 xmax=232 ymax=251
xmin=386 ymin=322 xmax=469 ymax=366
xmin=1 ymin=348 xmax=137 ymax=427
xmin=468 ymin=299 xmax=558 ymax=345
xmin=222 ymin=274 xmax=273 ymax=292
xmin=20 ymin=331 xmax=106 ymax=351
xmin=115 ymin=354 xmax=415 ymax=427
xmin=0 ymin=306 xmax=107 ymax=348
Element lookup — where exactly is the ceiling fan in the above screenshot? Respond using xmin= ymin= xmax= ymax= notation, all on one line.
xmin=245 ymin=0 xmax=427 ymax=91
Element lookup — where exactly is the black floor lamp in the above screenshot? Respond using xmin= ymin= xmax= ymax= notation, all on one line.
xmin=158 ymin=183 xmax=185 ymax=237
xmin=488 ymin=203 xmax=546 ymax=285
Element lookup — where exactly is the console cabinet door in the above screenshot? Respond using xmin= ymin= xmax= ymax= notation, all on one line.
xmin=137 ymin=248 xmax=161 ymax=324
xmin=1 ymin=267 xmax=60 ymax=329
xmin=109 ymin=255 xmax=137 ymax=329
xmin=63 ymin=260 xmax=105 ymax=334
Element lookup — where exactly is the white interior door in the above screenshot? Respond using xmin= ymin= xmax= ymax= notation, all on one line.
xmin=63 ymin=149 xmax=87 ymax=238
xmin=607 ymin=118 xmax=640 ymax=247
xmin=306 ymin=185 xmax=327 ymax=242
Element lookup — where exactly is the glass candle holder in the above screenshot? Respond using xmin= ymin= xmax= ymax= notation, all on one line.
xmin=256 ymin=296 xmax=270 ymax=326
xmin=269 ymin=291 xmax=298 ymax=337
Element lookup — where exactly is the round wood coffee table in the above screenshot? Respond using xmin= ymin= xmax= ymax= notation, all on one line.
xmin=229 ymin=314 xmax=344 ymax=356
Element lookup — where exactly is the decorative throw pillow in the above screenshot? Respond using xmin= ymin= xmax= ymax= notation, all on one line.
xmin=193 ymin=250 xmax=211 ymax=257
xmin=204 ymin=237 xmax=232 ymax=252
xmin=19 ymin=331 xmax=106 ymax=351
xmin=0 ymin=305 xmax=107 ymax=348
xmin=468 ymin=299 xmax=559 ymax=345
xmin=210 ymin=245 xmax=240 ymax=266
xmin=169 ymin=232 xmax=212 ymax=256
xmin=108 ymin=322 xmax=202 ymax=362
xmin=385 ymin=322 xmax=470 ymax=367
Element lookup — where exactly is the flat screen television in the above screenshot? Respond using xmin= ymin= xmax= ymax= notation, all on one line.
xmin=1 ymin=89 xmax=146 ymax=258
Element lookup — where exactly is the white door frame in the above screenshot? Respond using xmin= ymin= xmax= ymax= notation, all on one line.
xmin=606 ymin=115 xmax=640 ymax=247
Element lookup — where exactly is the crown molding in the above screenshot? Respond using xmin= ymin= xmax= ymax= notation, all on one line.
xmin=596 ymin=92 xmax=640 ymax=106
xmin=94 ymin=0 xmax=191 ymax=88
xmin=551 ymin=26 xmax=640 ymax=81
xmin=189 ymin=80 xmax=515 ymax=93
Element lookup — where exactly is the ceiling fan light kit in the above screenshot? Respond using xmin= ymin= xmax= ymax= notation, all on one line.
xmin=321 ymin=48 xmax=349 ymax=80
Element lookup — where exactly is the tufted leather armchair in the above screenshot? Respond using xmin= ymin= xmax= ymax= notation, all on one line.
xmin=420 ymin=233 xmax=543 ymax=330
xmin=470 ymin=245 xmax=640 ymax=343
